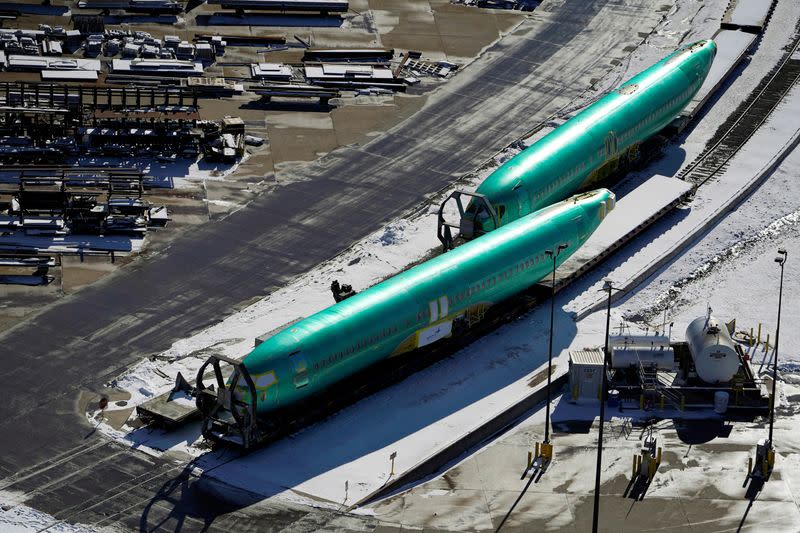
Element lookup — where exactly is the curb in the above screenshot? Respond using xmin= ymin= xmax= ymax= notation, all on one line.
xmin=575 ymin=126 xmax=800 ymax=321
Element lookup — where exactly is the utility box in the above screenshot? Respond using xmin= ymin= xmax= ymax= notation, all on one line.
xmin=221 ymin=116 xmax=245 ymax=134
xmin=569 ymin=349 xmax=605 ymax=400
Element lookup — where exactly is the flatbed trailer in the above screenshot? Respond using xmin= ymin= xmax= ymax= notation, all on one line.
xmin=136 ymin=386 xmax=200 ymax=428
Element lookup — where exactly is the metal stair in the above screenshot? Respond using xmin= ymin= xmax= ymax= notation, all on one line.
xmin=638 ymin=362 xmax=684 ymax=411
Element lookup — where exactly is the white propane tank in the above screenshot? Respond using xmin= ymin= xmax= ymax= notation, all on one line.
xmin=686 ymin=315 xmax=740 ymax=384
xmin=610 ymin=334 xmax=674 ymax=371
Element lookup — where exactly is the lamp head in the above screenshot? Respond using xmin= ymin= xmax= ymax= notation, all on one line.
xmin=545 ymin=249 xmax=554 ymax=257
xmin=558 ymin=243 xmax=569 ymax=252
xmin=778 ymin=248 xmax=787 ymax=255
xmin=602 ymin=279 xmax=614 ymax=291
xmin=775 ymin=256 xmax=785 ymax=264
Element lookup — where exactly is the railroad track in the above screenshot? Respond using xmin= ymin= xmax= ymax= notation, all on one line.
xmin=678 ymin=37 xmax=800 ymax=186
xmin=0 ymin=434 xmax=235 ymax=532
xmin=0 ymin=437 xmax=167 ymax=528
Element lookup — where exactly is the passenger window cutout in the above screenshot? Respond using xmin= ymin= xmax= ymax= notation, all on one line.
xmin=604 ymin=131 xmax=618 ymax=158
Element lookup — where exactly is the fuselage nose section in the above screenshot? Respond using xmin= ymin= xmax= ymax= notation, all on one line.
xmin=703 ymin=39 xmax=717 ymax=65
xmin=684 ymin=39 xmax=716 ymax=80
xmin=698 ymin=39 xmax=716 ymax=67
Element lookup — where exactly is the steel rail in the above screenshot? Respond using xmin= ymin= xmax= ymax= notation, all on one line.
xmin=678 ymin=36 xmax=800 ymax=187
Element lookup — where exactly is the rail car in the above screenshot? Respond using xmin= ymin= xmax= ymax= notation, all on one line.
xmin=458 ymin=39 xmax=716 ymax=236
xmin=197 ymin=189 xmax=615 ymax=447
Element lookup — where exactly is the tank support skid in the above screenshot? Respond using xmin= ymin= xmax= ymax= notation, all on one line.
xmin=196 ymin=354 xmax=261 ymax=449
xmin=437 ymin=190 xmax=497 ymax=251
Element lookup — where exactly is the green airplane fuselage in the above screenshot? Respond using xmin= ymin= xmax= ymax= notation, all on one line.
xmin=238 ymin=189 xmax=615 ymax=413
xmin=464 ymin=39 xmax=716 ymax=233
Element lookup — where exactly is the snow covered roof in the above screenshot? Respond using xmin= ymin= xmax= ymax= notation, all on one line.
xmin=112 ymin=58 xmax=204 ymax=76
xmin=250 ymin=62 xmax=292 ymax=79
xmin=570 ymin=349 xmax=605 ymax=366
xmin=304 ymin=63 xmax=394 ymax=80
xmin=6 ymin=55 xmax=101 ymax=72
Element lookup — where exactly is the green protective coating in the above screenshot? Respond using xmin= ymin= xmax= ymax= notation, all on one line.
xmin=466 ymin=39 xmax=716 ymax=232
xmin=239 ymin=189 xmax=616 ymax=413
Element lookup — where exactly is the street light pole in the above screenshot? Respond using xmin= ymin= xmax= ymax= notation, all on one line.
xmin=769 ymin=248 xmax=787 ymax=446
xmin=592 ymin=279 xmax=617 ymax=533
xmin=544 ymin=243 xmax=568 ymax=444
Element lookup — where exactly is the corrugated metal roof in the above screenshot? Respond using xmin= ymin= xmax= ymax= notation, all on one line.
xmin=570 ymin=349 xmax=605 ymax=366
xmin=42 ymin=70 xmax=98 ymax=80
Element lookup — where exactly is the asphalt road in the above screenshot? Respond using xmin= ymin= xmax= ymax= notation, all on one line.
xmin=0 ymin=1 xmax=667 ymax=530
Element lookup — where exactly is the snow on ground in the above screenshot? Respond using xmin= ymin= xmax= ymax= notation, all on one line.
xmin=377 ymin=376 xmax=800 ymax=531
xmin=0 ymin=496 xmax=93 ymax=533
xmin=562 ymin=0 xmax=730 ymax=117
xmin=141 ymin=154 xmax=245 ymax=190
xmin=0 ymin=155 xmax=243 ymax=191
xmin=564 ymin=80 xmax=800 ymax=319
xmin=618 ymin=133 xmax=800 ymax=364
xmin=88 ymin=0 xmax=800 ymax=510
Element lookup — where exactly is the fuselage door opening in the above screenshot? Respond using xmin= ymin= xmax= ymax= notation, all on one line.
xmin=428 ymin=300 xmax=439 ymax=323
xmin=290 ymin=351 xmax=310 ymax=388
xmin=429 ymin=296 xmax=448 ymax=324
xmin=572 ymin=214 xmax=588 ymax=241
xmin=514 ymin=181 xmax=530 ymax=216
xmin=604 ymin=130 xmax=618 ymax=158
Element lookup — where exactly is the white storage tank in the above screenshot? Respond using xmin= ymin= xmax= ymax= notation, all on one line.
xmin=610 ymin=334 xmax=674 ymax=371
xmin=686 ymin=315 xmax=740 ymax=384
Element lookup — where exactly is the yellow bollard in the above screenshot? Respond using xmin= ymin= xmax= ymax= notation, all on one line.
xmin=768 ymin=449 xmax=775 ymax=468
xmin=635 ymin=455 xmax=641 ymax=476
xmin=640 ymin=394 xmax=644 ymax=410
xmin=541 ymin=442 xmax=553 ymax=462
xmin=535 ymin=441 xmax=540 ymax=459
xmin=762 ymin=456 xmax=769 ymax=477
xmin=659 ymin=395 xmax=664 ymax=411
xmin=648 ymin=458 xmax=657 ymax=482
xmin=632 ymin=455 xmax=637 ymax=479
xmin=750 ymin=327 xmax=754 ymax=347
xmin=572 ymin=384 xmax=579 ymax=400
xmin=757 ymin=323 xmax=762 ymax=345
xmin=765 ymin=334 xmax=770 ymax=354
xmin=748 ymin=456 xmax=753 ymax=475
xmin=527 ymin=451 xmax=533 ymax=470
xmin=656 ymin=447 xmax=662 ymax=465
